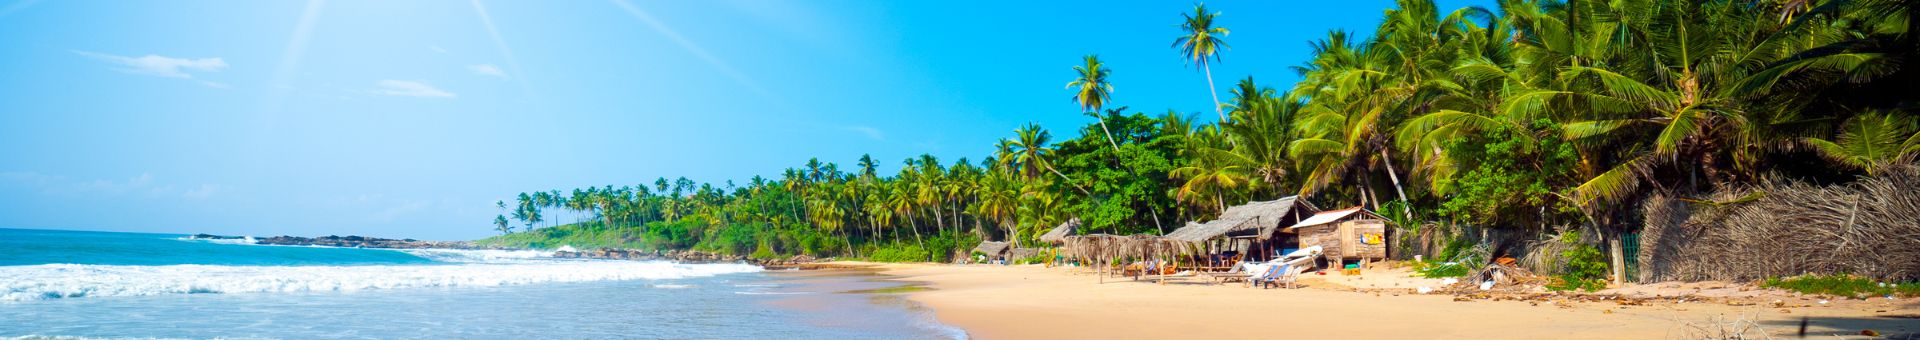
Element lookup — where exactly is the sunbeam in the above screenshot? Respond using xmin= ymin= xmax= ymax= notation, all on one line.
xmin=469 ymin=0 xmax=534 ymax=99
xmin=609 ymin=0 xmax=771 ymax=99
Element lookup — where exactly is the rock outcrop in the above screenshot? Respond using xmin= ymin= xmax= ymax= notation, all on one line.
xmin=254 ymin=235 xmax=490 ymax=250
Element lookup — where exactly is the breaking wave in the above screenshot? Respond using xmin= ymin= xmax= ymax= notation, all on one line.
xmin=1 ymin=260 xmax=760 ymax=302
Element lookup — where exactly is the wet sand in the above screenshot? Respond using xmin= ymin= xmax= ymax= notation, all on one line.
xmin=757 ymin=268 xmax=967 ymax=338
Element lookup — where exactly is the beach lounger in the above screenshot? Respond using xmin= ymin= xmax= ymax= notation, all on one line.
xmin=1249 ymin=263 xmax=1289 ymax=289
xmin=1251 ymin=247 xmax=1323 ymax=289
xmin=1207 ymin=260 xmax=1262 ymax=284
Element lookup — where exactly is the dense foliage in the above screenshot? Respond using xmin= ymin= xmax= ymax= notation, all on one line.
xmin=482 ymin=0 xmax=1920 ymax=272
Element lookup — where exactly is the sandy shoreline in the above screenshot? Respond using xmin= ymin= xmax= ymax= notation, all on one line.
xmin=827 ymin=261 xmax=1918 ymax=339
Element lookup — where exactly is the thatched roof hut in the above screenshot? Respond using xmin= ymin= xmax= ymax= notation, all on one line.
xmin=1164 ymin=196 xmax=1319 ymax=243
xmin=1008 ymin=248 xmax=1042 ymax=261
xmin=971 ymin=240 xmax=1011 ymax=258
xmin=1037 ymin=218 xmax=1081 ymax=245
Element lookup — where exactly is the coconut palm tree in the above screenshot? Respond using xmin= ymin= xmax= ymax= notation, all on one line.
xmin=1173 ymin=4 xmax=1231 ymax=123
xmin=1803 ymin=111 xmax=1920 ymax=176
xmin=1067 ymin=54 xmax=1125 ymax=154
xmin=493 ymin=215 xmax=512 ymax=234
xmin=1171 ymin=146 xmax=1252 ymax=213
xmin=1008 ymin=123 xmax=1090 ymax=195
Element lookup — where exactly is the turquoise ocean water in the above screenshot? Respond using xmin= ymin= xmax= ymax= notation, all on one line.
xmin=0 ymin=228 xmax=962 ymax=339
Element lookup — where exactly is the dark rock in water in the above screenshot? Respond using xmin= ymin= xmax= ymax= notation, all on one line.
xmin=188 ymin=234 xmax=246 ymax=240
xmin=253 ymin=235 xmax=491 ymax=250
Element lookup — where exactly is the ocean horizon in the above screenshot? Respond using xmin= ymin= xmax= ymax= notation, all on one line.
xmin=0 ymin=228 xmax=964 ymax=339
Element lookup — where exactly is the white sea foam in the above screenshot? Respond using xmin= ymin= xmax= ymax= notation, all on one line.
xmin=177 ymin=236 xmax=256 ymax=245
xmin=650 ymin=284 xmax=694 ymax=289
xmin=1 ymin=261 xmax=761 ymax=302
xmin=399 ymin=248 xmax=554 ymax=263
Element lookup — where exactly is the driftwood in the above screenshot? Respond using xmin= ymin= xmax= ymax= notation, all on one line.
xmin=1640 ymin=166 xmax=1920 ymax=282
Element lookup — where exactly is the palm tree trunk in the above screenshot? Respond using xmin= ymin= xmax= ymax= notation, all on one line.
xmin=931 ymin=206 xmax=946 ymax=239
xmin=1378 ymin=149 xmax=1412 ymax=219
xmin=908 ymin=212 xmax=927 ymax=259
xmin=1203 ymin=62 xmax=1226 ymax=123
xmin=1045 ymin=165 xmax=1092 ymax=195
xmin=1097 ymin=119 xmax=1124 ymax=155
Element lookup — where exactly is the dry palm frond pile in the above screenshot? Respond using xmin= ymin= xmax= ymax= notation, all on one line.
xmin=1440 ymin=262 xmax=1550 ymax=294
xmin=1640 ymin=166 xmax=1920 ymax=282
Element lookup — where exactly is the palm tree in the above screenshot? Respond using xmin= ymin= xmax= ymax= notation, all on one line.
xmin=1008 ymin=123 xmax=1091 ymax=195
xmin=1222 ymin=77 xmax=1300 ymax=196
xmin=1174 ymin=135 xmax=1253 ymax=213
xmin=1067 ymin=55 xmax=1125 ymax=154
xmin=493 ymin=215 xmax=512 ymax=234
xmin=1173 ymin=4 xmax=1231 ymax=123
xmin=1803 ymin=111 xmax=1920 ymax=176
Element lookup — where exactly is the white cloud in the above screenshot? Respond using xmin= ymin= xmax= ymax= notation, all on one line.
xmin=182 ymin=184 xmax=218 ymax=200
xmin=373 ymin=80 xmax=456 ymax=98
xmin=73 ymin=51 xmax=226 ymax=79
xmin=842 ymin=125 xmax=884 ymax=140
xmin=468 ymin=64 xmax=508 ymax=79
xmin=429 ymin=45 xmax=448 ymax=54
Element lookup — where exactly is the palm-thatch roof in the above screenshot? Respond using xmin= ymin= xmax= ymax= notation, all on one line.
xmin=1164 ymin=196 xmax=1318 ymax=242
xmin=1037 ymin=218 xmax=1081 ymax=244
xmin=1008 ymin=248 xmax=1042 ymax=260
xmin=1063 ymin=234 xmax=1190 ymax=260
xmin=971 ymin=241 xmax=1011 ymax=257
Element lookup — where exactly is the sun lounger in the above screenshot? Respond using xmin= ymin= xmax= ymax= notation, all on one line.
xmin=1252 ymin=247 xmax=1323 ymax=289
xmin=1209 ymin=261 xmax=1265 ymax=284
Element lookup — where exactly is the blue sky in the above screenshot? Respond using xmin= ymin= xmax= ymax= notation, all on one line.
xmin=0 ymin=0 xmax=1496 ymax=240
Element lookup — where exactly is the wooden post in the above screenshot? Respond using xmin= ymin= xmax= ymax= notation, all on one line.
xmin=1609 ymin=233 xmax=1626 ymax=285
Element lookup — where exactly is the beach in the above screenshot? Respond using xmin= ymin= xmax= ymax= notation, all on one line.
xmin=839 ymin=262 xmax=1920 ymax=339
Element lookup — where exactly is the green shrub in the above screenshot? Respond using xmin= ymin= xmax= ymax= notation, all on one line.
xmin=1763 ymin=274 xmax=1920 ymax=298
xmin=1012 ymin=254 xmax=1049 ymax=265
xmin=1412 ymin=260 xmax=1472 ymax=278
xmin=869 ymin=243 xmax=930 ymax=262
xmin=749 ymin=241 xmax=779 ymax=260
xmin=1547 ymin=230 xmax=1609 ymax=292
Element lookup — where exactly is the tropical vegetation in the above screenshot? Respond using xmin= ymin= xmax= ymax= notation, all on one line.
xmin=480 ymin=0 xmax=1920 ymax=271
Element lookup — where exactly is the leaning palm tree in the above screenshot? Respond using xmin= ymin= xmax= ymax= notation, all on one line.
xmin=1173 ymin=4 xmax=1231 ymax=123
xmin=1067 ymin=55 xmax=1124 ymax=154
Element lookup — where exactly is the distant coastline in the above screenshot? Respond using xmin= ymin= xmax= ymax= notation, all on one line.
xmin=185 ymin=233 xmax=822 ymax=267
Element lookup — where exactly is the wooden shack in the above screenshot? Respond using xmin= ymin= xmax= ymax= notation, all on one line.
xmin=1285 ymin=207 xmax=1390 ymax=264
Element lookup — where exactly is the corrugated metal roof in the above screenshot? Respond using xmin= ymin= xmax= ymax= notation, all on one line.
xmin=1286 ymin=207 xmax=1384 ymax=229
